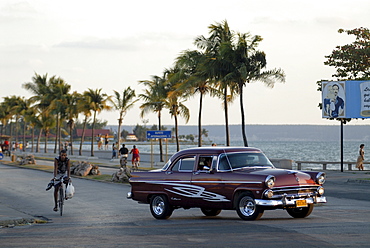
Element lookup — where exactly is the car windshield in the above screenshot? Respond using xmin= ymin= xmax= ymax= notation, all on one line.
xmin=219 ymin=152 xmax=274 ymax=170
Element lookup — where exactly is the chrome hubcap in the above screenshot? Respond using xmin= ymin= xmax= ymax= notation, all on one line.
xmin=239 ymin=197 xmax=255 ymax=216
xmin=152 ymin=197 xmax=165 ymax=215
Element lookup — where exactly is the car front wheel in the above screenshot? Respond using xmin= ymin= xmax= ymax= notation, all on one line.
xmin=235 ymin=193 xmax=264 ymax=221
xmin=286 ymin=204 xmax=314 ymax=218
xmin=150 ymin=195 xmax=173 ymax=219
xmin=201 ymin=208 xmax=222 ymax=216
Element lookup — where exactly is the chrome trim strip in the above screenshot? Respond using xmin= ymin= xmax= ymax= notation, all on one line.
xmin=255 ymin=196 xmax=326 ymax=206
xmin=132 ymin=180 xmax=262 ymax=184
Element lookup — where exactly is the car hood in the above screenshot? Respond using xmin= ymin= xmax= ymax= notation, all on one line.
xmin=234 ymin=167 xmax=316 ymax=187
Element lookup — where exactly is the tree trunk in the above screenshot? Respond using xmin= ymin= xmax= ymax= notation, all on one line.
xmin=9 ymin=121 xmax=13 ymax=145
xmin=198 ymin=93 xmax=203 ymax=147
xmin=22 ymin=120 xmax=26 ymax=152
xmin=79 ymin=116 xmax=87 ymax=156
xmin=14 ymin=117 xmax=18 ymax=144
xmin=239 ymin=83 xmax=248 ymax=147
xmin=36 ymin=128 xmax=42 ymax=153
xmin=224 ymin=87 xmax=230 ymax=146
xmin=54 ymin=116 xmax=59 ymax=153
xmin=44 ymin=130 xmax=48 ymax=153
xmin=158 ymin=111 xmax=163 ymax=162
xmin=117 ymin=116 xmax=122 ymax=152
xmin=174 ymin=113 xmax=180 ymax=151
xmin=31 ymin=126 xmax=35 ymax=153
xmin=69 ymin=122 xmax=74 ymax=156
xmin=90 ymin=111 xmax=96 ymax=157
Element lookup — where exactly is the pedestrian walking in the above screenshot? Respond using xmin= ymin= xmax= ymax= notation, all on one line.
xmin=356 ymin=144 xmax=365 ymax=171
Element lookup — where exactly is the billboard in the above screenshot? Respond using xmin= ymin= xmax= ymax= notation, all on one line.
xmin=322 ymin=81 xmax=370 ymax=118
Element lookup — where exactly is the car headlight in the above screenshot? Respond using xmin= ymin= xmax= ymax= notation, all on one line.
xmin=265 ymin=175 xmax=275 ymax=189
xmin=316 ymin=172 xmax=326 ymax=185
xmin=264 ymin=189 xmax=274 ymax=198
xmin=317 ymin=186 xmax=325 ymax=196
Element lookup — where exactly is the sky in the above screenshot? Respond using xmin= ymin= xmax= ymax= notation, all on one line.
xmin=1 ymin=0 xmax=370 ymax=128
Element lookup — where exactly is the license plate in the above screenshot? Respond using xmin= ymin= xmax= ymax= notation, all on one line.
xmin=296 ymin=199 xmax=307 ymax=207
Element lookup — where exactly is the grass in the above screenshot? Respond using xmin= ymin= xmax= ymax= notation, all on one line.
xmin=21 ymin=164 xmax=54 ymax=172
xmin=84 ymin=174 xmax=112 ymax=181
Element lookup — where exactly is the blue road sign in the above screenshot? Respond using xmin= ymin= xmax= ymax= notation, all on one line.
xmin=0 ymin=153 xmax=3 ymax=160
xmin=146 ymin=130 xmax=171 ymax=139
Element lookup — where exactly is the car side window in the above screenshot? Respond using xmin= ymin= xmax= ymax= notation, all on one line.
xmin=171 ymin=157 xmax=195 ymax=172
xmin=197 ymin=156 xmax=214 ymax=171
xmin=218 ymin=156 xmax=231 ymax=171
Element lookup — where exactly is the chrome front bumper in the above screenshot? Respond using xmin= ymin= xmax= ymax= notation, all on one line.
xmin=255 ymin=196 xmax=326 ymax=207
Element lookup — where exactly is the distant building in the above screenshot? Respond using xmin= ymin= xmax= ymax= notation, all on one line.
xmin=126 ymin=134 xmax=138 ymax=141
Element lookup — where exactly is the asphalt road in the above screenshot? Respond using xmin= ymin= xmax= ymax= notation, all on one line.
xmin=0 ymin=164 xmax=370 ymax=247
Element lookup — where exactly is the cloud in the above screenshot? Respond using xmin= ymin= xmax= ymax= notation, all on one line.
xmin=55 ymin=37 xmax=137 ymax=50
xmin=54 ymin=32 xmax=194 ymax=51
xmin=0 ymin=1 xmax=40 ymax=19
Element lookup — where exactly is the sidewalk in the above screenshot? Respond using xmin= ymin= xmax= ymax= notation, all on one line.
xmin=1 ymin=151 xmax=369 ymax=228
xmin=13 ymin=149 xmax=166 ymax=170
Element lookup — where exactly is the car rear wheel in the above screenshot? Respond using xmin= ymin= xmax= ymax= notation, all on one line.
xmin=200 ymin=208 xmax=222 ymax=216
xmin=150 ymin=195 xmax=173 ymax=219
xmin=236 ymin=193 xmax=264 ymax=221
xmin=286 ymin=204 xmax=314 ymax=218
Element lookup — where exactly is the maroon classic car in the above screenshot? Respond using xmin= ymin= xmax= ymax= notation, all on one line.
xmin=128 ymin=147 xmax=326 ymax=220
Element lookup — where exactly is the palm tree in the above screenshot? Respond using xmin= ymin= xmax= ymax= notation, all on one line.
xmin=23 ymin=73 xmax=50 ymax=110
xmin=65 ymin=91 xmax=81 ymax=155
xmin=165 ymin=68 xmax=190 ymax=151
xmin=1 ymin=96 xmax=20 ymax=145
xmin=175 ymin=50 xmax=217 ymax=147
xmin=77 ymin=95 xmax=92 ymax=156
xmin=223 ymin=32 xmax=285 ymax=146
xmin=2 ymin=95 xmax=31 ymax=146
xmin=23 ymin=73 xmax=53 ymax=152
xmin=83 ymin=88 xmax=111 ymax=157
xmin=109 ymin=88 xmax=138 ymax=150
xmin=195 ymin=20 xmax=236 ymax=146
xmin=24 ymin=105 xmax=39 ymax=152
xmin=48 ymin=76 xmax=71 ymax=153
xmin=15 ymin=97 xmax=32 ymax=152
xmin=139 ymin=75 xmax=169 ymax=161
xmin=39 ymin=110 xmax=56 ymax=153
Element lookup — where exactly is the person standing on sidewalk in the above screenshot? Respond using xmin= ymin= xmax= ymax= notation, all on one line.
xmin=356 ymin=144 xmax=365 ymax=171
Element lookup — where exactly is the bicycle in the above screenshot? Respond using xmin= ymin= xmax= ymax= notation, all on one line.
xmin=132 ymin=158 xmax=140 ymax=172
xmin=54 ymin=175 xmax=68 ymax=216
xmin=120 ymin=154 xmax=128 ymax=168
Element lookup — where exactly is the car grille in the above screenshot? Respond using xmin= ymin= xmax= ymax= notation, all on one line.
xmin=269 ymin=186 xmax=319 ymax=199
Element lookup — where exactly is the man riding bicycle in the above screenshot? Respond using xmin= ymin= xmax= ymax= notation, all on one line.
xmin=52 ymin=150 xmax=71 ymax=212
xmin=119 ymin=144 xmax=129 ymax=167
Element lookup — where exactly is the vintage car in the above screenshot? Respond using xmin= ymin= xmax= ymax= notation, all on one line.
xmin=128 ymin=147 xmax=326 ymax=220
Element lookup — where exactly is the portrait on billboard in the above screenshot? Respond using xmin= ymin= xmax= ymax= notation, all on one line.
xmin=322 ymin=82 xmax=345 ymax=118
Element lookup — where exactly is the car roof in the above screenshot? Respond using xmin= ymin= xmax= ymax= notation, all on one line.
xmin=173 ymin=146 xmax=262 ymax=157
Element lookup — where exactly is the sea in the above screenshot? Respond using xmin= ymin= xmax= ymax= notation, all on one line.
xmin=35 ymin=140 xmax=367 ymax=170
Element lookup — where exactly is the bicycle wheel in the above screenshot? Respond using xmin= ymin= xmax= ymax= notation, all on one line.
xmin=59 ymin=185 xmax=64 ymax=216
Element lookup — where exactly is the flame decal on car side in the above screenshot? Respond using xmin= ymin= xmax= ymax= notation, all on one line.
xmin=152 ymin=182 xmax=230 ymax=202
